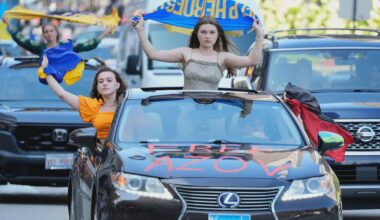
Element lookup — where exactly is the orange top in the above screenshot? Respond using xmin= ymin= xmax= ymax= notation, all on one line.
xmin=79 ymin=96 xmax=115 ymax=139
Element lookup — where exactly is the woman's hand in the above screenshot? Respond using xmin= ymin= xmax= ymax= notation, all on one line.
xmin=41 ymin=55 xmax=49 ymax=69
xmin=252 ymin=19 xmax=265 ymax=41
xmin=98 ymin=26 xmax=113 ymax=40
xmin=131 ymin=9 xmax=145 ymax=30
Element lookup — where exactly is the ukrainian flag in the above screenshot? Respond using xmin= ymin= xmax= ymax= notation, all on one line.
xmin=38 ymin=40 xmax=84 ymax=85
xmin=142 ymin=0 xmax=260 ymax=36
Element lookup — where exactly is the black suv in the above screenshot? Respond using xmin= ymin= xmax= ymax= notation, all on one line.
xmin=252 ymin=28 xmax=380 ymax=209
xmin=0 ymin=56 xmax=104 ymax=186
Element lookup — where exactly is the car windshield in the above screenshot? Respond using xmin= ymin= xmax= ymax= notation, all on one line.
xmin=0 ymin=66 xmax=96 ymax=101
xmin=116 ymin=97 xmax=303 ymax=146
xmin=148 ymin=24 xmax=255 ymax=70
xmin=80 ymin=45 xmax=116 ymax=60
xmin=266 ymin=49 xmax=380 ymax=93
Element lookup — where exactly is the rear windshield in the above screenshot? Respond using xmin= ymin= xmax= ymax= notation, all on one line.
xmin=266 ymin=49 xmax=380 ymax=93
xmin=0 ymin=66 xmax=96 ymax=101
xmin=116 ymin=97 xmax=303 ymax=146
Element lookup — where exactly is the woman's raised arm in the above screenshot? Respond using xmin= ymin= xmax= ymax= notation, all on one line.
xmin=132 ymin=14 xmax=187 ymax=63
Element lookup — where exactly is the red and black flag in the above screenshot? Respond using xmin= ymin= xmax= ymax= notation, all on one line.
xmin=284 ymin=83 xmax=354 ymax=162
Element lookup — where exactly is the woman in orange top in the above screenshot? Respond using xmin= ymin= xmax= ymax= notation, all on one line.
xmin=42 ymin=56 xmax=127 ymax=140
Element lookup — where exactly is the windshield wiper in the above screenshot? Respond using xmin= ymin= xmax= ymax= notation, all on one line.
xmin=352 ymin=89 xmax=380 ymax=92
xmin=209 ymin=139 xmax=247 ymax=145
xmin=139 ymin=139 xmax=160 ymax=143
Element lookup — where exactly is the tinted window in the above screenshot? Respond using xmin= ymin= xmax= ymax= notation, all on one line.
xmin=266 ymin=49 xmax=380 ymax=93
xmin=0 ymin=66 xmax=96 ymax=101
xmin=117 ymin=97 xmax=302 ymax=146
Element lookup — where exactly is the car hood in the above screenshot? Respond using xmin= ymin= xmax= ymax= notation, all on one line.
xmin=314 ymin=92 xmax=380 ymax=119
xmin=0 ymin=103 xmax=84 ymax=124
xmin=118 ymin=143 xmax=326 ymax=180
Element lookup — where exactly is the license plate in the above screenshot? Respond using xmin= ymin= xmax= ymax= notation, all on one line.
xmin=209 ymin=214 xmax=250 ymax=220
xmin=45 ymin=153 xmax=74 ymax=170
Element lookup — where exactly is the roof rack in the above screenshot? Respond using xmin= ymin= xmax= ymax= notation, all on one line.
xmin=140 ymin=87 xmax=184 ymax=91
xmin=140 ymin=87 xmax=258 ymax=93
xmin=267 ymin=28 xmax=380 ymax=41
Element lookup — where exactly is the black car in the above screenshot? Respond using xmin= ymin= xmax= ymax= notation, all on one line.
xmin=0 ymin=56 xmax=103 ymax=186
xmin=69 ymin=88 xmax=343 ymax=220
xmin=252 ymin=28 xmax=380 ymax=209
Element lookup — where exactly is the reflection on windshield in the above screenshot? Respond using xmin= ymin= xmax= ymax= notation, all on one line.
xmin=148 ymin=24 xmax=255 ymax=70
xmin=267 ymin=49 xmax=380 ymax=92
xmin=0 ymin=67 xmax=96 ymax=101
xmin=117 ymin=98 xmax=302 ymax=146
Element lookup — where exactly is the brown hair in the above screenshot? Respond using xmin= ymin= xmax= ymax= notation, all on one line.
xmin=188 ymin=16 xmax=238 ymax=77
xmin=42 ymin=23 xmax=61 ymax=42
xmin=90 ymin=66 xmax=127 ymax=104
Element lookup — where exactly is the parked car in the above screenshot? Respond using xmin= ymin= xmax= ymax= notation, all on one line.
xmin=0 ymin=56 xmax=104 ymax=186
xmin=252 ymin=28 xmax=380 ymax=209
xmin=69 ymin=87 xmax=343 ymax=220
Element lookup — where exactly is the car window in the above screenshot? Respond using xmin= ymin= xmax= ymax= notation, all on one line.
xmin=0 ymin=66 xmax=96 ymax=101
xmin=117 ymin=98 xmax=303 ymax=146
xmin=266 ymin=49 xmax=380 ymax=93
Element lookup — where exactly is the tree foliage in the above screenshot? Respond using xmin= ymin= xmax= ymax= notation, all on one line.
xmin=258 ymin=0 xmax=380 ymax=32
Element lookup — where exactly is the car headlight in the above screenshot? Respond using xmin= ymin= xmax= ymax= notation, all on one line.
xmin=111 ymin=173 xmax=173 ymax=200
xmin=0 ymin=119 xmax=17 ymax=132
xmin=282 ymin=175 xmax=333 ymax=201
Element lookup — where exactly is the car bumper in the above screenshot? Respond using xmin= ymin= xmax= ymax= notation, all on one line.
xmin=327 ymin=153 xmax=380 ymax=209
xmin=102 ymin=182 xmax=341 ymax=220
xmin=0 ymin=150 xmax=71 ymax=186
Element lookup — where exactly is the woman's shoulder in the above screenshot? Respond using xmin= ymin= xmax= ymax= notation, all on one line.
xmin=79 ymin=96 xmax=102 ymax=110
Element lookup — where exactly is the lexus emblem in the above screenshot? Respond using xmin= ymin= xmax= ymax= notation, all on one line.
xmin=52 ymin=128 xmax=68 ymax=142
xmin=218 ymin=192 xmax=240 ymax=208
xmin=356 ymin=126 xmax=375 ymax=142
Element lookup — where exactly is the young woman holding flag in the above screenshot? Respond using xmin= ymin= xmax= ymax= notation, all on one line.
xmin=2 ymin=15 xmax=112 ymax=56
xmin=132 ymin=13 xmax=265 ymax=90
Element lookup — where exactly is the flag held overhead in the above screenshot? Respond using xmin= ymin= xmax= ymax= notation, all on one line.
xmin=141 ymin=0 xmax=260 ymax=36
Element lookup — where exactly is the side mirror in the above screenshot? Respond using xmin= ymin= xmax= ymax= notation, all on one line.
xmin=318 ymin=131 xmax=344 ymax=154
xmin=126 ymin=54 xmax=141 ymax=75
xmin=69 ymin=127 xmax=97 ymax=148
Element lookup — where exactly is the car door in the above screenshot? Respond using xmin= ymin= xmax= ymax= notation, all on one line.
xmin=77 ymin=146 xmax=98 ymax=219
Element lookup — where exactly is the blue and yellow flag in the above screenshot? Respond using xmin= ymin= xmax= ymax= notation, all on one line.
xmin=5 ymin=5 xmax=120 ymax=27
xmin=38 ymin=40 xmax=84 ymax=86
xmin=143 ymin=0 xmax=260 ymax=36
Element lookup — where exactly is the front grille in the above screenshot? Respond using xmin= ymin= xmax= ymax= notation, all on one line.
xmin=333 ymin=165 xmax=380 ymax=184
xmin=15 ymin=124 xmax=86 ymax=152
xmin=174 ymin=185 xmax=280 ymax=212
xmin=337 ymin=121 xmax=380 ymax=151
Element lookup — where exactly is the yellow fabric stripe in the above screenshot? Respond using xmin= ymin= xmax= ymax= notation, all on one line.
xmin=63 ymin=61 xmax=84 ymax=86
xmin=163 ymin=24 xmax=245 ymax=37
xmin=5 ymin=6 xmax=120 ymax=27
